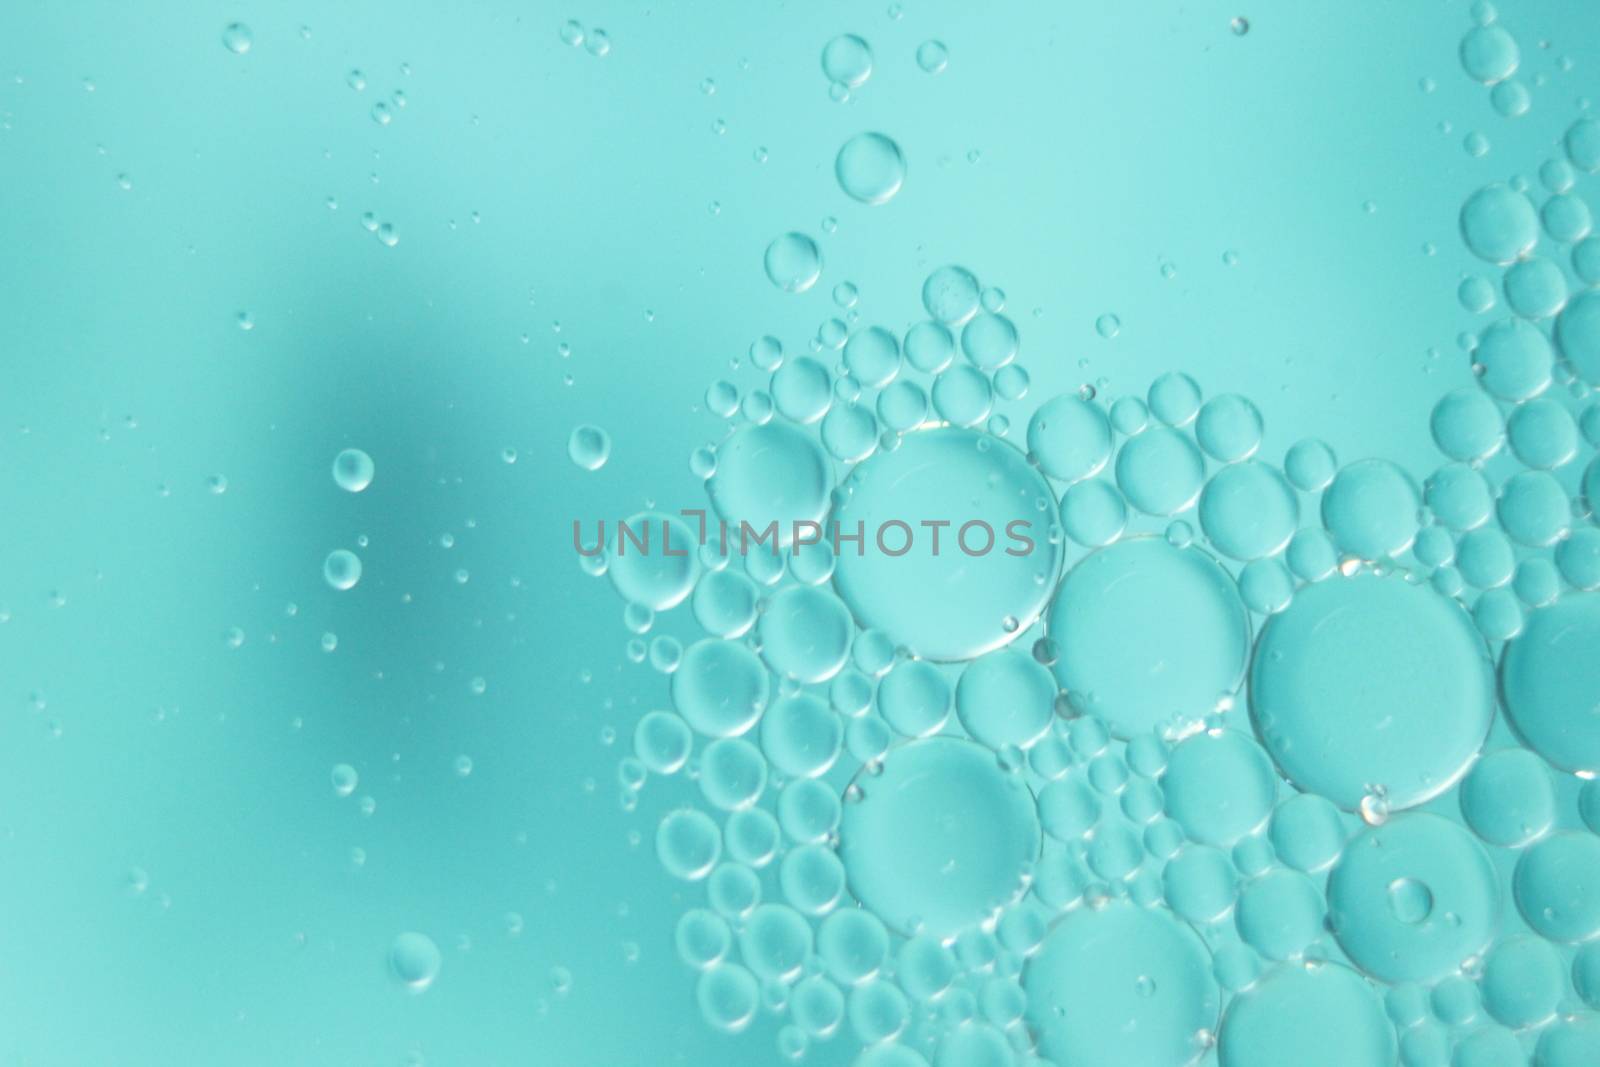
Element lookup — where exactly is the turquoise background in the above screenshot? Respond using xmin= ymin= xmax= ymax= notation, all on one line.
xmin=0 ymin=1 xmax=1595 ymax=1063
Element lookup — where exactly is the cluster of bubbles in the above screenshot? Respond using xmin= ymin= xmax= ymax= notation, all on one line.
xmin=574 ymin=10 xmax=1600 ymax=1067
xmin=559 ymin=19 xmax=612 ymax=59
xmin=323 ymin=449 xmax=373 ymax=593
xmin=762 ymin=32 xmax=921 ymax=293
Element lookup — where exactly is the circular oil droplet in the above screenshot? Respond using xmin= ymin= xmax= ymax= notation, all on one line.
xmin=1235 ymin=869 xmax=1325 ymax=961
xmin=758 ymin=585 xmax=852 ymax=684
xmin=389 ymin=932 xmax=442 ymax=992
xmin=568 ymin=424 xmax=612 ymax=470
xmin=697 ymin=963 xmax=758 ymax=1032
xmin=323 ymin=549 xmax=362 ymax=591
xmin=955 ymin=647 xmax=1056 ymax=750
xmin=838 ymin=736 xmax=1040 ymax=938
xmin=1047 ymin=537 xmax=1250 ymax=738
xmin=1502 ymin=594 xmax=1600 ymax=775
xmin=1430 ymin=388 xmax=1504 ymax=463
xmin=1027 ymin=393 xmax=1112 ymax=483
xmin=707 ymin=422 xmax=831 ymax=550
xmin=1319 ymin=459 xmax=1421 ymax=560
xmin=1116 ymin=427 xmax=1205 ymax=516
xmin=1480 ymin=934 xmax=1563 ymax=1029
xmin=607 ymin=512 xmax=698 ymax=611
xmin=1475 ymin=318 xmax=1552 ymax=401
xmin=1162 ymin=729 xmax=1277 ymax=846
xmin=821 ymin=34 xmax=873 ymax=88
xmin=1557 ymin=289 xmax=1600 ymax=384
xmin=1385 ymin=877 xmax=1432 ymax=924
xmin=831 ymin=427 xmax=1061 ymax=662
xmin=1513 ymin=831 xmax=1600 ymax=942
xmin=921 ymin=265 xmax=982 ymax=327
xmin=1024 ymin=901 xmax=1219 ymax=1067
xmin=1327 ymin=813 xmax=1498 ymax=984
xmin=761 ymin=694 xmax=843 ymax=779
xmin=1459 ymin=23 xmax=1519 ymax=85
xmin=1251 ymin=571 xmax=1493 ymax=812
xmin=657 ymin=807 xmax=723 ymax=880
xmin=1504 ymin=256 xmax=1567 ymax=320
xmin=765 ymin=233 xmax=822 ymax=293
xmin=1217 ymin=962 xmax=1395 ymax=1067
xmin=835 ymin=133 xmax=905 ymax=205
xmin=1460 ymin=184 xmax=1538 ymax=264
xmin=1269 ymin=793 xmax=1347 ymax=873
xmin=1059 ymin=478 xmax=1128 ymax=547
xmin=672 ymin=639 xmax=770 ymax=738
xmin=961 ymin=312 xmax=1019 ymax=370
xmin=1199 ymin=461 xmax=1298 ymax=561
xmin=916 ymin=39 xmax=948 ymax=74
xmin=1459 ymin=747 xmax=1554 ymax=847
xmin=221 ymin=22 xmax=254 ymax=54
xmin=332 ymin=448 xmax=375 ymax=492
xmin=1195 ymin=394 xmax=1264 ymax=463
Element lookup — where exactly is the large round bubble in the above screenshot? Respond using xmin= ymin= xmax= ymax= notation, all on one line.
xmin=838 ymin=737 xmax=1040 ymax=938
xmin=707 ymin=423 xmax=831 ymax=550
xmin=1024 ymin=901 xmax=1219 ymax=1067
xmin=1502 ymin=593 xmax=1600 ymax=775
xmin=1047 ymin=537 xmax=1250 ymax=737
xmin=1250 ymin=572 xmax=1493 ymax=811
xmin=831 ymin=428 xmax=1061 ymax=661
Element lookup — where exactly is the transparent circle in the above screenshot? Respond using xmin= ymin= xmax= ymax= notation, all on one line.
xmin=836 ymin=133 xmax=906 ymax=205
xmin=1430 ymin=388 xmax=1504 ymax=463
xmin=1460 ymin=184 xmax=1537 ymax=264
xmin=838 ymin=737 xmax=1040 ymax=938
xmin=672 ymin=639 xmax=770 ymax=737
xmin=765 ymin=233 xmax=822 ymax=293
xmin=759 ymin=585 xmax=853 ymax=683
xmin=1200 ymin=461 xmax=1299 ymax=561
xmin=1459 ymin=747 xmax=1554 ymax=849
xmin=1027 ymin=394 xmax=1112 ymax=483
xmin=1048 ymin=537 xmax=1249 ymax=738
xmin=1320 ymin=459 xmax=1421 ymax=560
xmin=607 ymin=512 xmax=698 ymax=610
xmin=389 ymin=932 xmax=442 ymax=992
xmin=707 ymin=423 xmax=831 ymax=547
xmin=1327 ymin=813 xmax=1498 ymax=984
xmin=1024 ymin=901 xmax=1219 ymax=1067
xmin=332 ymin=448 xmax=375 ymax=491
xmin=831 ymin=428 xmax=1060 ymax=661
xmin=1163 ymin=729 xmax=1277 ymax=846
xmin=1217 ymin=962 xmax=1395 ymax=1067
xmin=1251 ymin=571 xmax=1493 ymax=811
xmin=1513 ymin=831 xmax=1600 ymax=942
xmin=1116 ymin=427 xmax=1205 ymax=516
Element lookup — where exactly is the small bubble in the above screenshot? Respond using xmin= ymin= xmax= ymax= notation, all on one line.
xmin=221 ymin=22 xmax=253 ymax=55
xmin=916 ymin=40 xmax=949 ymax=74
xmin=1230 ymin=16 xmax=1250 ymax=36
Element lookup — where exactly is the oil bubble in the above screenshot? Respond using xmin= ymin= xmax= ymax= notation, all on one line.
xmin=765 ymin=233 xmax=822 ymax=293
xmin=388 ymin=932 xmax=441 ymax=992
xmin=836 ymin=133 xmax=905 ymax=205
xmin=568 ymin=424 xmax=612 ymax=470
xmin=1048 ymin=537 xmax=1249 ymax=737
xmin=332 ymin=448 xmax=375 ymax=492
xmin=1251 ymin=572 xmax=1493 ymax=811
xmin=838 ymin=736 xmax=1040 ymax=937
xmin=1025 ymin=901 xmax=1219 ymax=1067
xmin=1327 ymin=814 xmax=1498 ymax=983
